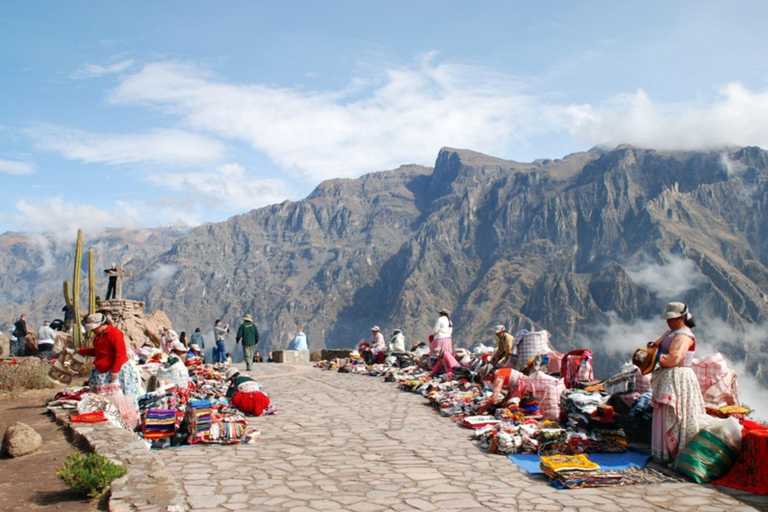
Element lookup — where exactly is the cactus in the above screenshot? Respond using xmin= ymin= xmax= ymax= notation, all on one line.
xmin=88 ymin=249 xmax=96 ymax=314
xmin=72 ymin=229 xmax=83 ymax=348
xmin=63 ymin=280 xmax=72 ymax=307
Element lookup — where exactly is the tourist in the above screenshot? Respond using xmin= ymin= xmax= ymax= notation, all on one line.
xmin=104 ymin=264 xmax=118 ymax=299
xmin=253 ymin=351 xmax=263 ymax=363
xmin=190 ymin=327 xmax=205 ymax=350
xmin=267 ymin=351 xmax=274 ymax=363
xmin=289 ymin=328 xmax=308 ymax=350
xmin=157 ymin=341 xmax=190 ymax=390
xmin=78 ymin=313 xmax=138 ymax=397
xmin=430 ymin=308 xmax=453 ymax=356
xmin=61 ymin=303 xmax=74 ymax=332
xmin=649 ymin=302 xmax=705 ymax=464
xmin=213 ymin=319 xmax=229 ymax=364
xmin=236 ymin=314 xmax=260 ymax=372
xmin=179 ymin=331 xmax=188 ymax=348
xmin=475 ymin=365 xmax=528 ymax=416
xmin=490 ymin=325 xmax=514 ymax=368
xmin=36 ymin=320 xmax=57 ymax=354
xmin=11 ymin=314 xmax=28 ymax=356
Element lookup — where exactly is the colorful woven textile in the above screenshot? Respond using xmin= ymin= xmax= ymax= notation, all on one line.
xmin=714 ymin=420 xmax=768 ymax=495
xmin=561 ymin=350 xmax=594 ymax=388
xmin=142 ymin=409 xmax=176 ymax=439
xmin=540 ymin=453 xmax=600 ymax=474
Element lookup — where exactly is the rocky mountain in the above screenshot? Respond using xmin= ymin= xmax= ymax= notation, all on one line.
xmin=0 ymin=227 xmax=188 ymax=330
xmin=3 ymin=145 xmax=768 ymax=388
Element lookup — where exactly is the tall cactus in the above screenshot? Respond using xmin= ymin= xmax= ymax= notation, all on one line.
xmin=88 ymin=249 xmax=96 ymax=314
xmin=71 ymin=229 xmax=83 ymax=348
xmin=63 ymin=280 xmax=72 ymax=307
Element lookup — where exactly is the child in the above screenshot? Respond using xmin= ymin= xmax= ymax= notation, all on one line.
xmin=225 ymin=352 xmax=233 ymax=364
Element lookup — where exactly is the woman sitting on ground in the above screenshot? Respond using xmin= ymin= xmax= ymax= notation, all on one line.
xmin=157 ymin=341 xmax=190 ymax=390
xmin=225 ymin=368 xmax=271 ymax=416
xmin=429 ymin=346 xmax=462 ymax=379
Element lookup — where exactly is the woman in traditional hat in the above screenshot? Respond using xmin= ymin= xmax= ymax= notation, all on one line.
xmin=648 ymin=302 xmax=705 ymax=464
xmin=430 ymin=308 xmax=453 ymax=356
xmin=79 ymin=312 xmax=138 ymax=397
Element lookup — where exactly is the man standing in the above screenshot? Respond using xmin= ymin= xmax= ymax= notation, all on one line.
xmin=104 ymin=264 xmax=118 ymax=299
xmin=12 ymin=314 xmax=28 ymax=356
xmin=236 ymin=314 xmax=260 ymax=372
xmin=490 ymin=325 xmax=515 ymax=368
xmin=213 ymin=319 xmax=229 ymax=364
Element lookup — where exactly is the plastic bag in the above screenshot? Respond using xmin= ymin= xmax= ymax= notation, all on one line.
xmin=698 ymin=414 xmax=742 ymax=453
xmin=100 ymin=384 xmax=140 ymax=430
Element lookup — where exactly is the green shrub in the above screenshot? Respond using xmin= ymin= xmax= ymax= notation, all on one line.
xmin=0 ymin=359 xmax=56 ymax=393
xmin=56 ymin=449 xmax=128 ymax=498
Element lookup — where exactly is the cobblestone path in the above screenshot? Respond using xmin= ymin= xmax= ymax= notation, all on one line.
xmin=161 ymin=363 xmax=768 ymax=512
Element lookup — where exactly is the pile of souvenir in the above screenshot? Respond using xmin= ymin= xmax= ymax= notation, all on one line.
xmin=47 ymin=347 xmax=268 ymax=450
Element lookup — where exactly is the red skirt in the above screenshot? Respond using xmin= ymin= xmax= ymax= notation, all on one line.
xmin=231 ymin=391 xmax=271 ymax=416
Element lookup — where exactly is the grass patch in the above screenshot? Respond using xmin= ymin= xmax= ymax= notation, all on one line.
xmin=56 ymin=449 xmax=127 ymax=498
xmin=0 ymin=359 xmax=56 ymax=394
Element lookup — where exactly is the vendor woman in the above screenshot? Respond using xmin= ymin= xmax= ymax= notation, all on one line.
xmin=475 ymin=364 xmax=528 ymax=416
xmin=650 ymin=302 xmax=705 ymax=464
xmin=226 ymin=368 xmax=271 ymax=416
xmin=79 ymin=312 xmax=138 ymax=397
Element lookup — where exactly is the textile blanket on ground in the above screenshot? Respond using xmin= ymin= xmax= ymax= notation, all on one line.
xmin=714 ymin=419 xmax=768 ymax=495
xmin=551 ymin=466 xmax=684 ymax=489
xmin=508 ymin=447 xmax=651 ymax=475
xmin=231 ymin=390 xmax=271 ymax=416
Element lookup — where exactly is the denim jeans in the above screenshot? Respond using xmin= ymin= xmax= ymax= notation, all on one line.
xmin=215 ymin=340 xmax=226 ymax=364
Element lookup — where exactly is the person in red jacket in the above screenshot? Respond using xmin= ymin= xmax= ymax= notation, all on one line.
xmin=79 ymin=313 xmax=138 ymax=397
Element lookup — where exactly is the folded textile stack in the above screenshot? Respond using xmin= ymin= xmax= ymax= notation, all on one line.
xmin=143 ymin=409 xmax=177 ymax=439
xmin=186 ymin=400 xmax=213 ymax=442
xmin=540 ymin=453 xmax=600 ymax=478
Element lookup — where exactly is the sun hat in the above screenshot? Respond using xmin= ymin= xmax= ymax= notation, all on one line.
xmin=190 ymin=343 xmax=201 ymax=352
xmin=439 ymin=308 xmax=450 ymax=315
xmin=371 ymin=325 xmax=380 ymax=331
xmin=243 ymin=314 xmax=253 ymax=321
xmin=660 ymin=302 xmax=688 ymax=320
xmin=494 ymin=324 xmax=506 ymax=334
xmin=632 ymin=344 xmax=660 ymax=375
xmin=225 ymin=367 xmax=240 ymax=380
xmin=172 ymin=340 xmax=188 ymax=353
xmin=83 ymin=313 xmax=107 ymax=332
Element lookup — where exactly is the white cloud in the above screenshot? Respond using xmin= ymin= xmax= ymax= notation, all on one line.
xmin=108 ymin=59 xmax=553 ymax=180
xmin=565 ymin=83 xmax=768 ymax=151
xmin=0 ymin=158 xmax=35 ymax=175
xmin=25 ymin=123 xmax=227 ymax=167
xmin=106 ymin=59 xmax=768 ymax=184
xmin=10 ymin=196 xmax=141 ymax=243
xmin=624 ymin=255 xmax=706 ymax=299
xmin=146 ymin=162 xmax=293 ymax=211
xmin=71 ymin=59 xmax=134 ymax=79
xmin=148 ymin=264 xmax=178 ymax=286
xmin=574 ymin=311 xmax=659 ymax=356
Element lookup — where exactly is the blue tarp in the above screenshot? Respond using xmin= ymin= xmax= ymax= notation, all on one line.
xmin=508 ymin=447 xmax=651 ymax=475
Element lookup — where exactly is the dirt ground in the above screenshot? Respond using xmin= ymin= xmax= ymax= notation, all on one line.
xmin=0 ymin=389 xmax=105 ymax=511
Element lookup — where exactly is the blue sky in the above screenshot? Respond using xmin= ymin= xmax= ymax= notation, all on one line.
xmin=1 ymin=1 xmax=767 ymax=237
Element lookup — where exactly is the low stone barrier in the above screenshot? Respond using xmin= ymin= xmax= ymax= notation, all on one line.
xmin=272 ymin=349 xmax=310 ymax=363
xmin=49 ymin=407 xmax=184 ymax=512
xmin=320 ymin=348 xmax=353 ymax=360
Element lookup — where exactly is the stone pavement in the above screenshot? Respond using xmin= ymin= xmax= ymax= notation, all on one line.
xmin=161 ymin=363 xmax=768 ymax=512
